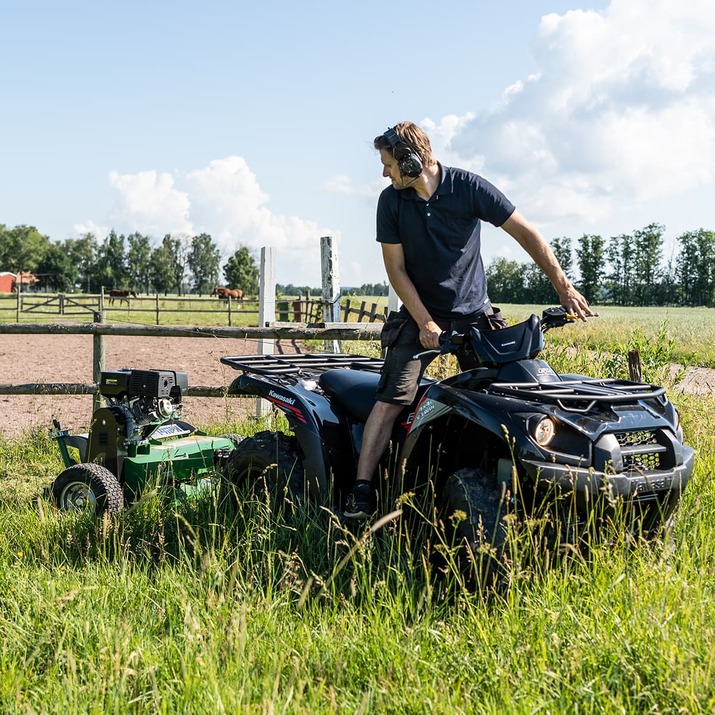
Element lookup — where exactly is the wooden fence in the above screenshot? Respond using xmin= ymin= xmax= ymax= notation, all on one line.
xmin=0 ymin=322 xmax=382 ymax=408
xmin=0 ymin=291 xmax=257 ymax=326
xmin=282 ymin=297 xmax=389 ymax=324
xmin=0 ymin=292 xmax=389 ymax=326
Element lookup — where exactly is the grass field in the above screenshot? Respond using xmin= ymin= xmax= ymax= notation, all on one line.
xmin=1 ymin=344 xmax=715 ymax=711
xmin=502 ymin=304 xmax=715 ymax=369
xmin=1 ymin=295 xmax=714 ymax=710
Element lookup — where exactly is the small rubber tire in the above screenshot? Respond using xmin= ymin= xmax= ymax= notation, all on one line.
xmin=52 ymin=463 xmax=124 ymax=516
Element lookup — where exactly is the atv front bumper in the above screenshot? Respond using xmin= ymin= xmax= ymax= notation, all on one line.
xmin=521 ymin=444 xmax=695 ymax=501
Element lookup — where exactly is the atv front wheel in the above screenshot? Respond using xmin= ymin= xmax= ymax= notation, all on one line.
xmin=52 ymin=463 xmax=124 ymax=516
xmin=438 ymin=468 xmax=509 ymax=591
xmin=220 ymin=431 xmax=305 ymax=511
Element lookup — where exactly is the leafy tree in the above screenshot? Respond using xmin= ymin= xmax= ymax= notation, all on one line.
xmin=576 ymin=234 xmax=605 ymax=304
xmin=187 ymin=233 xmax=220 ymax=294
xmin=150 ymin=241 xmax=176 ymax=295
xmin=126 ymin=232 xmax=153 ymax=294
xmin=676 ymin=229 xmax=715 ymax=306
xmin=277 ymin=283 xmax=321 ymax=297
xmin=485 ymin=257 xmax=527 ymax=303
xmin=632 ymin=223 xmax=664 ymax=306
xmin=162 ymin=234 xmax=189 ymax=295
xmin=551 ymin=237 xmax=573 ymax=281
xmin=522 ymin=262 xmax=557 ymax=304
xmin=35 ymin=243 xmax=77 ymax=291
xmin=65 ymin=233 xmax=98 ymax=292
xmin=0 ymin=225 xmax=50 ymax=272
xmin=223 ymin=245 xmax=259 ymax=295
xmin=605 ymin=233 xmax=637 ymax=305
xmin=93 ymin=230 xmax=128 ymax=289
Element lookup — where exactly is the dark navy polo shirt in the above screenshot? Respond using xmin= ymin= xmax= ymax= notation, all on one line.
xmin=376 ymin=164 xmax=515 ymax=320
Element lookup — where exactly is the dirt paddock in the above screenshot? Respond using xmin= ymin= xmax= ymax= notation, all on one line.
xmin=0 ymin=333 xmax=300 ymax=440
xmin=2 ymin=333 xmax=714 ymax=442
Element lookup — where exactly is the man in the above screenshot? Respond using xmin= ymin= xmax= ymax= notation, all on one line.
xmin=343 ymin=121 xmax=595 ymax=519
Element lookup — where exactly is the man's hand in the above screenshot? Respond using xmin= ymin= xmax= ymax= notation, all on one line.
xmin=558 ymin=286 xmax=597 ymax=321
xmin=419 ymin=321 xmax=442 ymax=350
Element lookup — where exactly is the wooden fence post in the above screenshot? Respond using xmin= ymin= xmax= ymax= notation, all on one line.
xmin=92 ymin=309 xmax=105 ymax=411
xmin=257 ymin=246 xmax=276 ymax=417
xmin=628 ymin=350 xmax=643 ymax=382
xmin=155 ymin=294 xmax=160 ymax=325
xmin=321 ymin=235 xmax=341 ymax=353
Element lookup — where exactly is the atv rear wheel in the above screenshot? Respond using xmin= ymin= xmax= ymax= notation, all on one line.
xmin=438 ymin=468 xmax=509 ymax=591
xmin=220 ymin=431 xmax=305 ymax=512
xmin=52 ymin=463 xmax=124 ymax=516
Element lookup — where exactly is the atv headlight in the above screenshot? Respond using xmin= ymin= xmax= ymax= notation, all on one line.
xmin=533 ymin=417 xmax=556 ymax=447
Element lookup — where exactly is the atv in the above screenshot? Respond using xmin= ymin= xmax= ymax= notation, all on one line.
xmin=50 ymin=368 xmax=235 ymax=515
xmin=219 ymin=308 xmax=694 ymax=585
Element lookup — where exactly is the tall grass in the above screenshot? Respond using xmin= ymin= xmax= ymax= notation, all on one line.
xmin=1 ymin=311 xmax=715 ymax=712
xmin=1 ymin=388 xmax=714 ymax=713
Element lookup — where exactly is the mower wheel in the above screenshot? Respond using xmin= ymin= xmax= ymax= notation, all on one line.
xmin=52 ymin=463 xmax=124 ymax=516
xmin=220 ymin=431 xmax=305 ymax=512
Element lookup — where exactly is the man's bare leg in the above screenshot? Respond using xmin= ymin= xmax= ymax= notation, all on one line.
xmin=356 ymin=401 xmax=403 ymax=483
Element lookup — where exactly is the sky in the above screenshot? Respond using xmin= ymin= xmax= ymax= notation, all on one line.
xmin=1 ymin=0 xmax=714 ymax=288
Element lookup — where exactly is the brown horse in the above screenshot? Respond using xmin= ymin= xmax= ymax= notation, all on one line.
xmin=108 ymin=289 xmax=138 ymax=305
xmin=212 ymin=287 xmax=244 ymax=302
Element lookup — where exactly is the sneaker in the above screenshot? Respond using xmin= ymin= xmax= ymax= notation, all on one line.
xmin=344 ymin=480 xmax=376 ymax=519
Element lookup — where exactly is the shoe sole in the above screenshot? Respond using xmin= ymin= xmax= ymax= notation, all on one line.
xmin=343 ymin=509 xmax=372 ymax=520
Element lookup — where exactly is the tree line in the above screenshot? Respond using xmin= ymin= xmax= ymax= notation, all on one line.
xmin=3 ymin=222 xmax=714 ymax=306
xmin=487 ymin=223 xmax=715 ymax=307
xmin=0 ymin=225 xmax=260 ymax=296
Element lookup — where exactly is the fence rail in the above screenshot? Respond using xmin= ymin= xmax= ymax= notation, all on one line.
xmin=0 ymin=322 xmax=382 ymax=403
xmin=0 ymin=292 xmax=389 ymax=326
xmin=0 ymin=291 xmax=258 ymax=325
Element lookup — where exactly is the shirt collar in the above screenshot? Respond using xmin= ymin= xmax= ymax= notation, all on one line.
xmin=400 ymin=163 xmax=451 ymax=202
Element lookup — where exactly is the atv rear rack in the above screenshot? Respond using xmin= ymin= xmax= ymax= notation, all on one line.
xmin=488 ymin=378 xmax=667 ymax=412
xmin=221 ymin=353 xmax=385 ymax=377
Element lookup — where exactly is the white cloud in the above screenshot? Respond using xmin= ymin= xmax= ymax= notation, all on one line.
xmin=71 ymin=219 xmax=109 ymax=240
xmin=100 ymin=156 xmax=337 ymax=284
xmin=108 ymin=170 xmax=193 ymax=236
xmin=439 ymin=0 xmax=715 ymax=230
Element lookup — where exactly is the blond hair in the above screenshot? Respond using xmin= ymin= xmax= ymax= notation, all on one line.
xmin=373 ymin=121 xmax=437 ymax=167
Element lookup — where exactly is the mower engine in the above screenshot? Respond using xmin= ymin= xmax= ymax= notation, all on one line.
xmin=99 ymin=368 xmax=189 ymax=444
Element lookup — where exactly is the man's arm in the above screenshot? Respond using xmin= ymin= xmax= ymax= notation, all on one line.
xmin=381 ymin=243 xmax=443 ymax=349
xmin=501 ymin=210 xmax=594 ymax=319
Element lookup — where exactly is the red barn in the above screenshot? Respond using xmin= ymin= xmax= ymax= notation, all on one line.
xmin=0 ymin=271 xmax=39 ymax=292
xmin=0 ymin=272 xmax=15 ymax=292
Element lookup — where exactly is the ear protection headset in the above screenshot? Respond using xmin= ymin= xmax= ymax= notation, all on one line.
xmin=382 ymin=126 xmax=424 ymax=178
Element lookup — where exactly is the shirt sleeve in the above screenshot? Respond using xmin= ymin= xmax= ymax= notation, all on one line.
xmin=376 ymin=188 xmax=401 ymax=244
xmin=473 ymin=174 xmax=516 ymax=227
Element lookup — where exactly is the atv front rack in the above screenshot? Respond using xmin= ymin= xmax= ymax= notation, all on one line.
xmin=221 ymin=353 xmax=385 ymax=377
xmin=489 ymin=378 xmax=667 ymax=412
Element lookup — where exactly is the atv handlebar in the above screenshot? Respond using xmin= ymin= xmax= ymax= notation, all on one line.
xmin=412 ymin=306 xmax=592 ymax=360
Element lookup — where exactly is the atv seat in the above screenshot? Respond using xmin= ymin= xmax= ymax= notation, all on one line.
xmin=319 ymin=369 xmax=434 ymax=422
xmin=319 ymin=370 xmax=381 ymax=422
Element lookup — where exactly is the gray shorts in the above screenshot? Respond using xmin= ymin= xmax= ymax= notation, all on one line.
xmin=375 ymin=306 xmax=507 ymax=405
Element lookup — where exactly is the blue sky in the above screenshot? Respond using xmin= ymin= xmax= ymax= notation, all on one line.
xmin=1 ymin=0 xmax=714 ymax=287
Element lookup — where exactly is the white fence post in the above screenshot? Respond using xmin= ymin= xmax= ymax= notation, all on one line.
xmin=320 ymin=235 xmax=341 ymax=353
xmin=388 ymin=283 xmax=401 ymax=315
xmin=256 ymin=246 xmax=276 ymax=418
